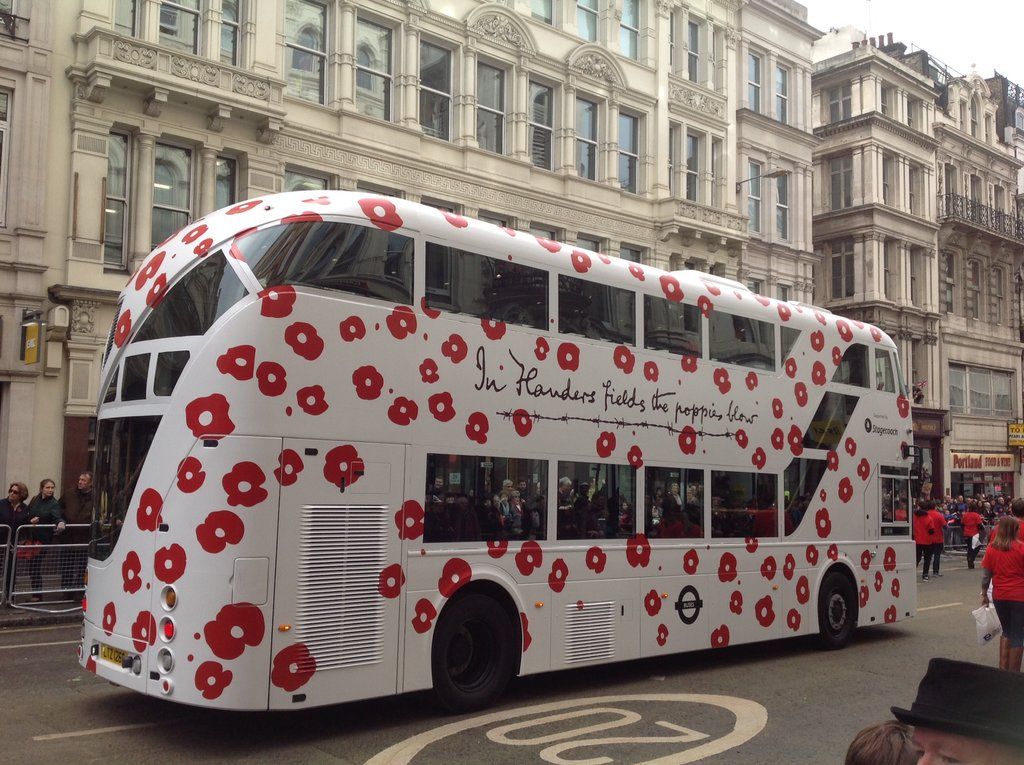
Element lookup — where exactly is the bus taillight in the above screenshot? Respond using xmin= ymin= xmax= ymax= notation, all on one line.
xmin=160 ymin=617 xmax=175 ymax=641
xmin=161 ymin=586 xmax=177 ymax=611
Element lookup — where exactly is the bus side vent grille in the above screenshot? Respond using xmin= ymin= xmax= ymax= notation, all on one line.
xmin=564 ymin=600 xmax=617 ymax=664
xmin=294 ymin=504 xmax=388 ymax=671
xmin=103 ymin=297 xmax=123 ymax=364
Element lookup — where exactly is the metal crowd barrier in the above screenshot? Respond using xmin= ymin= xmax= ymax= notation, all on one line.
xmin=6 ymin=523 xmax=89 ymax=612
xmin=0 ymin=524 xmax=8 ymax=606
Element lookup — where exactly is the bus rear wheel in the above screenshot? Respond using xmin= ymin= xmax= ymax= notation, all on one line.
xmin=817 ymin=570 xmax=857 ymax=650
xmin=431 ymin=593 xmax=516 ymax=713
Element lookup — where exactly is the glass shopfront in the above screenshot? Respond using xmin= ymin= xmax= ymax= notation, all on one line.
xmin=949 ymin=452 xmax=1015 ymax=498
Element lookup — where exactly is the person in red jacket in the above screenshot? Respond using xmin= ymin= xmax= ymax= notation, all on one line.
xmin=981 ymin=515 xmax=1024 ymax=672
xmin=914 ymin=501 xmax=938 ymax=581
xmin=961 ymin=503 xmax=985 ymax=569
xmin=1013 ymin=497 xmax=1024 ymax=543
xmin=926 ymin=501 xmax=947 ymax=577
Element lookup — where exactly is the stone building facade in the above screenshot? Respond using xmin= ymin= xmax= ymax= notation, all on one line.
xmin=27 ymin=0 xmax=820 ymax=489
xmin=812 ymin=29 xmax=1024 ymax=499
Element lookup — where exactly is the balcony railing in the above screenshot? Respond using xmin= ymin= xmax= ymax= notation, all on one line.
xmin=937 ymin=193 xmax=1024 ymax=243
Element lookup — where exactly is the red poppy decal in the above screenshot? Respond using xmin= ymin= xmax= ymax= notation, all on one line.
xmin=216 ymin=345 xmax=256 ymax=381
xmin=755 ymin=595 xmax=775 ymax=628
xmin=515 ymin=540 xmax=543 ymax=576
xmin=859 ymin=585 xmax=869 ymax=608
xmin=227 ymin=199 xmax=262 ymax=214
xmin=255 ymin=361 xmax=287 ymax=397
xmin=102 ymin=601 xmax=117 ymax=635
xmin=134 ymin=250 xmax=166 ymax=291
xmin=883 ymin=546 xmax=897 ymax=572
xmin=113 ymin=310 xmax=132 ymax=348
xmin=135 ymin=488 xmax=163 ymax=532
xmin=427 ymin=391 xmax=457 ymax=422
xmin=521 ymin=613 xmax=532 ymax=652
xmin=557 ymin=342 xmax=580 ymax=372
xmin=897 ymin=395 xmax=910 ymax=418
xmin=396 ymin=500 xmax=425 ymax=540
xmin=782 ymin=553 xmax=796 ymax=581
xmin=713 ymin=368 xmax=731 ymax=395
xmin=535 ymin=337 xmax=549 ymax=361
xmin=466 ymin=412 xmax=489 ymax=444
xmin=711 ymin=624 xmax=730 ymax=648
xmin=192 ymin=663 xmax=231 ymax=700
xmin=859 ymin=549 xmax=872 ymax=571
xmin=788 ymin=425 xmax=804 ymax=457
xmin=697 ymin=295 xmax=713 ymax=318
xmin=182 ymin=223 xmax=208 ymax=245
xmin=596 ymin=431 xmax=616 ymax=458
xmin=827 ymin=450 xmax=840 ymax=471
xmin=810 ymin=361 xmax=827 ymax=387
xmin=656 ymin=623 xmax=669 ymax=647
xmin=378 ymin=563 xmax=405 ymax=599
xmin=284 ymin=322 xmax=324 ymax=361
xmin=729 ymin=591 xmax=743 ymax=615
xmin=511 ymin=408 xmax=533 ymax=437
xmin=745 ymin=372 xmax=758 ymax=391
xmin=411 ymin=598 xmax=437 ymax=634
xmin=350 ymin=364 xmax=385 ymax=401
xmin=481 ymin=318 xmax=506 ymax=341
xmin=386 ymin=306 xmax=417 ymax=340
xmin=796 ymin=575 xmax=810 ymax=604
xmin=751 ymin=447 xmax=767 ymax=470
xmin=827 ymin=544 xmax=839 ymax=561
xmin=628 ymin=264 xmax=645 ymax=281
xmin=580 ymin=546 xmax=606 ymax=575
xmin=874 ymin=571 xmax=884 ymax=592
xmin=626 ymin=533 xmax=651 ymax=568
xmin=271 ymin=642 xmax=317 ymax=690
xmin=273 ymin=449 xmax=304 ymax=487
xmin=786 ymin=608 xmax=801 ymax=632
xmin=536 ymin=237 xmax=561 ymax=253
xmin=734 ymin=429 xmax=748 ymax=449
xmin=443 ymin=211 xmax=468 ymax=228
xmin=641 ymin=361 xmax=660 ymax=383
xmin=613 ymin=345 xmax=635 ymax=374
xmin=323 ymin=445 xmax=364 ymax=489
xmin=832 ymin=346 xmax=843 ymax=366
xmin=810 ymin=330 xmax=824 ymax=352
xmin=837 ymin=320 xmax=853 ymax=343
xmin=358 ymin=197 xmax=403 ymax=232
xmin=760 ymin=556 xmax=777 ymax=581
xmin=772 ymin=398 xmax=784 ymax=419
xmin=745 ymin=537 xmax=759 ymax=554
xmin=340 ymin=315 xmax=367 ymax=342
xmin=778 ymin=303 xmax=792 ymax=321
xmin=570 ymin=249 xmax=592 ymax=273
xmin=678 ymin=425 xmax=699 ymax=455
xmin=680 ymin=354 xmax=698 ymax=374
xmin=838 ymin=477 xmax=854 ymax=504
xmin=122 ymin=551 xmax=143 ymax=594
xmin=487 ymin=539 xmax=508 ymax=559
xmin=196 ymin=510 xmax=245 ymax=554
xmin=438 ymin=558 xmax=473 ymax=598
xmin=784 ymin=358 xmax=798 ymax=379
xmin=204 ymin=603 xmax=265 ymax=660
xmin=441 ymin=333 xmax=468 ymax=364
xmin=185 ymin=393 xmax=235 ymax=439
xmin=258 ymin=285 xmax=296 ymax=318
xmin=770 ymin=428 xmax=785 ymax=451
xmin=154 ymin=543 xmax=187 ymax=584
xmin=891 ymin=578 xmax=901 ymax=598
xmin=387 ymin=396 xmax=418 ymax=426
xmin=644 ymin=589 xmax=662 ymax=617
xmin=659 ymin=274 xmax=683 ymax=302
xmin=418 ymin=358 xmax=440 ymax=385
xmin=870 ymin=326 xmax=883 ymax=342
xmin=683 ymin=549 xmax=699 ymax=575
xmin=296 ymin=384 xmax=329 ymax=416
xmin=884 ymin=605 xmax=897 ymax=624
xmin=718 ymin=552 xmax=738 ymax=583
xmin=815 ymin=507 xmax=831 ymax=538
xmin=222 ymin=461 xmax=269 ymax=508
xmin=548 ymin=558 xmax=569 ymax=593
xmin=146 ymin=273 xmax=168 ymax=308
xmin=627 ymin=445 xmax=643 ymax=468
xmin=131 ymin=610 xmax=156 ymax=653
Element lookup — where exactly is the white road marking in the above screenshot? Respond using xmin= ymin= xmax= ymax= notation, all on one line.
xmin=366 ymin=694 xmax=768 ymax=765
xmin=0 ymin=624 xmax=80 ymax=634
xmin=918 ymin=602 xmax=964 ymax=612
xmin=0 ymin=639 xmax=78 ymax=650
xmin=34 ymin=722 xmax=170 ymax=742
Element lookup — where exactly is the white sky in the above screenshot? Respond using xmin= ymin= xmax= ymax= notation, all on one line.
xmin=800 ymin=0 xmax=1024 ymax=87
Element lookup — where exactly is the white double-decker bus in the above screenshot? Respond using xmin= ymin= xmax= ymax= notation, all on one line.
xmin=80 ymin=191 xmax=915 ymax=712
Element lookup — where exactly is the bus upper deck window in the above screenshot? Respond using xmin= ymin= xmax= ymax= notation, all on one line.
xmin=644 ymin=295 xmax=701 ymax=357
xmin=833 ymin=343 xmax=868 ymax=387
xmin=557 ymin=275 xmax=635 ymax=345
xmin=237 ymin=220 xmax=414 ymax=305
xmin=875 ymin=349 xmax=896 ymax=393
xmin=708 ymin=310 xmax=775 ymax=371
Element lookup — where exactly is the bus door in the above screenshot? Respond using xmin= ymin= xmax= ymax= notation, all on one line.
xmin=269 ymin=440 xmax=405 ymax=709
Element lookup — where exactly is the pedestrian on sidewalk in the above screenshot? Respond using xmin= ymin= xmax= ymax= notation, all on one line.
xmin=844 ymin=721 xmax=915 ymax=765
xmin=962 ymin=502 xmax=985 ymax=569
xmin=914 ymin=500 xmax=937 ymax=580
xmin=0 ymin=481 xmax=30 ymax=595
xmin=981 ymin=515 xmax=1024 ymax=672
xmin=58 ymin=471 xmax=92 ymax=598
xmin=1013 ymin=497 xmax=1024 ymax=543
xmin=25 ymin=479 xmax=64 ymax=603
xmin=927 ymin=500 xmax=946 ymax=577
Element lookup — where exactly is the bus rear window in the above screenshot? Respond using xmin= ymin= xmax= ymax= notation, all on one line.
xmin=91 ymin=415 xmax=161 ymax=561
xmin=134 ymin=254 xmax=247 ymax=343
xmin=425 ymin=242 xmax=548 ymax=329
xmin=238 ymin=220 xmax=413 ymax=305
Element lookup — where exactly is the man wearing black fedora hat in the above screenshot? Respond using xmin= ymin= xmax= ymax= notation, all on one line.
xmin=891 ymin=658 xmax=1024 ymax=764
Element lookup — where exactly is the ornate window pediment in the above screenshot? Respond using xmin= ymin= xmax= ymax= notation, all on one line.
xmin=466 ymin=6 xmax=536 ymax=56
xmin=566 ymin=45 xmax=625 ymax=87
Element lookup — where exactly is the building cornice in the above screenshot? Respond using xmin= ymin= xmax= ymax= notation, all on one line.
xmin=736 ymin=108 xmax=820 ymax=148
xmin=742 ymin=0 xmax=822 ymax=42
xmin=49 ymin=284 xmax=120 ymax=306
xmin=814 ymin=112 xmax=939 ymax=151
xmin=813 ymin=48 xmax=936 ymax=95
xmin=934 ymin=123 xmax=1024 ymax=171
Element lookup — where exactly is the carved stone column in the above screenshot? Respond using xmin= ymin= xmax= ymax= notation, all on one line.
xmin=512 ymin=57 xmax=529 ymax=163
xmin=339 ymin=2 xmax=356 ymax=110
xmin=198 ymin=146 xmax=218 ymax=217
xmin=401 ymin=24 xmax=420 ymax=130
xmin=131 ymin=132 xmax=157 ymax=270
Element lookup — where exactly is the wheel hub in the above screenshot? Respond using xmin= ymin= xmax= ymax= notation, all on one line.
xmin=828 ymin=592 xmax=847 ymax=631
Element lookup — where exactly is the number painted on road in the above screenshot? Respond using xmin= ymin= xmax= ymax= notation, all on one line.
xmin=366 ymin=694 xmax=768 ymax=764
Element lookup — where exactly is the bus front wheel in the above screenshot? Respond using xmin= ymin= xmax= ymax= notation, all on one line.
xmin=431 ymin=593 xmax=516 ymax=713
xmin=817 ymin=570 xmax=857 ymax=650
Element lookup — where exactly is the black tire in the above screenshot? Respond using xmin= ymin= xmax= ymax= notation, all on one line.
xmin=431 ymin=593 xmax=516 ymax=713
xmin=817 ymin=570 xmax=857 ymax=650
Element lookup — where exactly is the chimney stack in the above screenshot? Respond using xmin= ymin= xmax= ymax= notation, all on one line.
xmin=887 ymin=32 xmax=893 ymax=46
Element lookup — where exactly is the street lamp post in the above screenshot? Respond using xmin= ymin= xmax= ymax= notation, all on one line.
xmin=736 ymin=167 xmax=789 ymax=193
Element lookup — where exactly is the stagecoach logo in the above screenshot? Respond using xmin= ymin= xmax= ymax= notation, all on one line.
xmin=864 ymin=418 xmax=900 ymax=436
xmin=367 ymin=694 xmax=768 ymax=765
xmin=675 ymin=585 xmax=703 ymax=625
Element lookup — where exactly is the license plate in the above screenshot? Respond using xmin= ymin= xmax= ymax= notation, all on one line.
xmin=99 ymin=643 xmax=127 ymax=666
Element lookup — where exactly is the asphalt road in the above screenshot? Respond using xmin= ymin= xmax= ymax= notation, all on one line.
xmin=0 ymin=558 xmax=993 ymax=764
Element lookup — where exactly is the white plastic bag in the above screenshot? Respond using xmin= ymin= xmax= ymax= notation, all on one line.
xmin=973 ymin=605 xmax=1002 ymax=646
xmin=971 ymin=534 xmax=980 ymax=550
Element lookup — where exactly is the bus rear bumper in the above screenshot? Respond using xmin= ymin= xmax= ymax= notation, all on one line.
xmin=80 ymin=617 xmax=150 ymax=695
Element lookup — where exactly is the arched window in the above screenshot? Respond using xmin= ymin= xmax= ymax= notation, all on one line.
xmin=969 ymin=98 xmax=979 ymax=137
xmin=965 ymin=259 xmax=981 ymax=319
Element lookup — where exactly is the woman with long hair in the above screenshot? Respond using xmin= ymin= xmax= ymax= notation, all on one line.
xmin=981 ymin=515 xmax=1024 ymax=671
xmin=25 ymin=478 xmax=64 ymax=602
